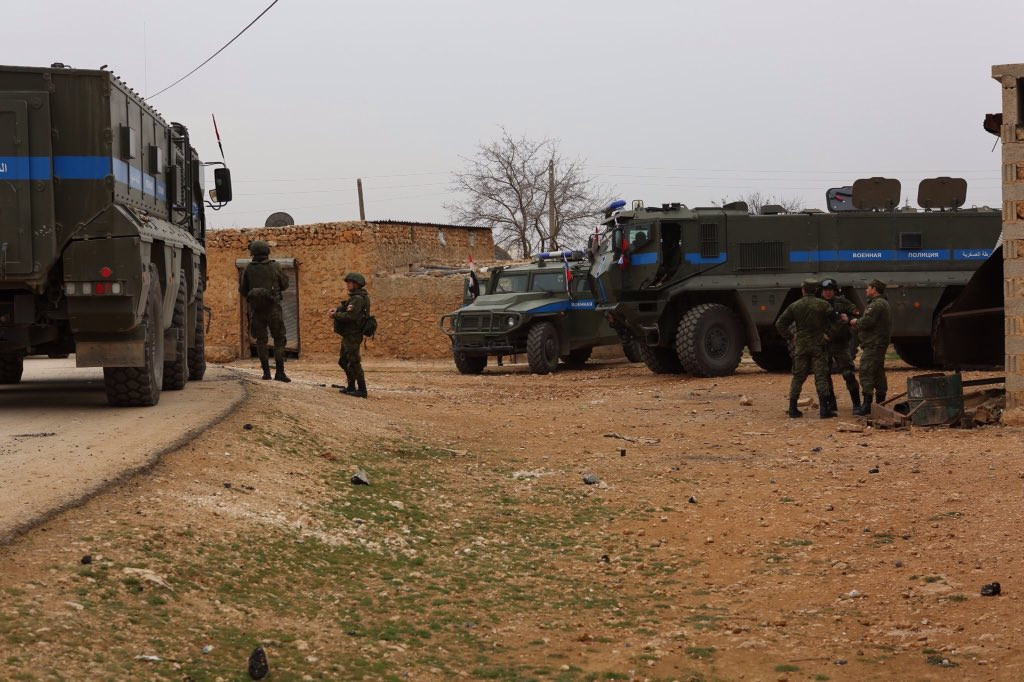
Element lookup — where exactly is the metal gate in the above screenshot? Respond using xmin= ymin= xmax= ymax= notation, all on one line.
xmin=236 ymin=257 xmax=300 ymax=357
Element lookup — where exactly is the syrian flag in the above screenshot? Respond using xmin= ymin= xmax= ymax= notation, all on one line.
xmin=467 ymin=255 xmax=480 ymax=299
xmin=563 ymin=251 xmax=574 ymax=300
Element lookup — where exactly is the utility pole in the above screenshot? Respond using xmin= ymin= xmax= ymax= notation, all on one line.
xmin=548 ymin=159 xmax=557 ymax=250
xmin=357 ymin=178 xmax=366 ymax=221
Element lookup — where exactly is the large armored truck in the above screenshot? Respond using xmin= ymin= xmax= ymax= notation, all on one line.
xmin=439 ymin=251 xmax=636 ymax=374
xmin=0 ymin=64 xmax=232 ymax=405
xmin=589 ymin=177 xmax=1001 ymax=376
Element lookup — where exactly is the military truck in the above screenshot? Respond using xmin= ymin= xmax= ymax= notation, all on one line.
xmin=589 ymin=177 xmax=1001 ymax=376
xmin=440 ymin=251 xmax=638 ymax=374
xmin=0 ymin=64 xmax=232 ymax=405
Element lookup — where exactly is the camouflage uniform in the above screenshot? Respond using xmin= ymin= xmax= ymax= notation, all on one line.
xmin=821 ymin=279 xmax=861 ymax=411
xmin=239 ymin=241 xmax=290 ymax=382
xmin=776 ymin=280 xmax=834 ymax=418
xmin=334 ymin=272 xmax=370 ymax=398
xmin=855 ymin=280 xmax=892 ymax=412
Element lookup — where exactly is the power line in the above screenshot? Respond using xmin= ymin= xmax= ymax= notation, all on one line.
xmin=232 ymin=170 xmax=452 ymax=184
xmin=146 ymin=0 xmax=282 ymax=100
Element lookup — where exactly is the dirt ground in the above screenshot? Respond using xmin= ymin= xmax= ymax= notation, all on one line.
xmin=0 ymin=354 xmax=1020 ymax=681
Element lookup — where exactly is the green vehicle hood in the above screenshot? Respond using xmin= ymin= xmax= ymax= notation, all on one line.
xmin=463 ymin=292 xmax=562 ymax=313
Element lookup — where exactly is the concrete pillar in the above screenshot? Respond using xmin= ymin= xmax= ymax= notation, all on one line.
xmin=993 ymin=64 xmax=1024 ymax=414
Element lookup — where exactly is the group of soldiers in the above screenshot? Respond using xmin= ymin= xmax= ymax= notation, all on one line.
xmin=776 ymin=277 xmax=892 ymax=419
xmin=239 ymin=240 xmax=371 ymax=398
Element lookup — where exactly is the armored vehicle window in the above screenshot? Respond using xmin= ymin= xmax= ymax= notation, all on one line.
xmin=532 ymin=272 xmax=567 ymax=293
xmin=572 ymin=275 xmax=591 ymax=294
xmin=899 ymin=232 xmax=923 ymax=249
xmin=628 ymin=225 xmax=651 ymax=249
xmin=494 ymin=273 xmax=528 ymax=293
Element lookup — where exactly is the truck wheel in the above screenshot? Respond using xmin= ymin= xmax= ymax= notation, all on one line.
xmin=163 ymin=270 xmax=189 ymax=390
xmin=893 ymin=339 xmax=937 ymax=369
xmin=527 ymin=322 xmax=560 ymax=375
xmin=675 ymin=303 xmax=744 ymax=377
xmin=104 ymin=266 xmax=164 ymax=407
xmin=638 ymin=343 xmax=684 ymax=374
xmin=453 ymin=350 xmax=487 ymax=375
xmin=622 ymin=340 xmax=643 ymax=363
xmin=0 ymin=355 xmax=24 ymax=384
xmin=188 ymin=274 xmax=207 ymax=381
xmin=750 ymin=344 xmax=792 ymax=373
xmin=561 ymin=346 xmax=593 ymax=368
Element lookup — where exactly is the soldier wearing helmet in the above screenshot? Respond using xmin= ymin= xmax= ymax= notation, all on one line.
xmin=239 ymin=240 xmax=291 ymax=382
xmin=775 ymin=278 xmax=835 ymax=419
xmin=850 ymin=279 xmax=892 ymax=416
xmin=332 ymin=272 xmax=371 ymax=398
xmin=819 ymin=278 xmax=861 ymax=414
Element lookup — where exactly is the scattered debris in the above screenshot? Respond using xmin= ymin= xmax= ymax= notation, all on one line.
xmin=603 ymin=432 xmax=660 ymax=445
xmin=511 ymin=469 xmax=550 ymax=480
xmin=618 ymin=448 xmax=626 ymax=457
xmin=582 ymin=473 xmax=601 ymax=485
xmin=981 ymin=582 xmax=1001 ymax=597
xmin=202 ymin=645 xmax=214 ymax=654
xmin=63 ymin=601 xmax=84 ymax=611
xmin=243 ymin=423 xmax=253 ymax=431
xmin=739 ymin=395 xmax=753 ymax=406
xmin=11 ymin=432 xmax=56 ymax=438
xmin=351 ymin=470 xmax=370 ymax=486
xmin=80 ymin=555 xmax=92 ymax=565
xmin=868 ymin=467 xmax=880 ymax=474
xmin=248 ymin=646 xmax=269 ymax=680
xmin=599 ymin=554 xmax=610 ymax=563
xmin=811 ymin=446 xmax=822 ymax=453
xmin=135 ymin=655 xmax=162 ymax=663
xmin=688 ymin=496 xmax=698 ymax=504
xmin=223 ymin=482 xmax=232 ymax=489
xmin=123 ymin=567 xmax=174 ymax=591
xmin=442 ymin=448 xmax=468 ymax=456
xmin=836 ymin=422 xmax=864 ymax=433
xmin=796 ymin=397 xmax=815 ymax=409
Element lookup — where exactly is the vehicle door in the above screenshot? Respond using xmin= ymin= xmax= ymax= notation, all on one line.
xmin=622 ymin=222 xmax=660 ymax=289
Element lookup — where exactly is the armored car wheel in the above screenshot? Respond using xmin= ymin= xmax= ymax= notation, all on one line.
xmin=188 ymin=274 xmax=207 ymax=381
xmin=527 ymin=321 xmax=560 ymax=375
xmin=675 ymin=303 xmax=744 ymax=377
xmin=622 ymin=340 xmax=643 ymax=363
xmin=163 ymin=270 xmax=189 ymax=390
xmin=104 ymin=266 xmax=164 ymax=407
xmin=453 ymin=350 xmax=487 ymax=375
xmin=638 ymin=342 xmax=684 ymax=374
xmin=893 ymin=339 xmax=937 ymax=369
xmin=0 ymin=355 xmax=24 ymax=384
xmin=750 ymin=343 xmax=792 ymax=373
xmin=561 ymin=346 xmax=593 ymax=368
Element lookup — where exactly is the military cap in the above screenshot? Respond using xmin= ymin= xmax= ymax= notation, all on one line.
xmin=820 ymin=278 xmax=838 ymax=290
xmin=248 ymin=240 xmax=271 ymax=256
xmin=801 ymin=277 xmax=819 ymax=289
xmin=868 ymin=278 xmax=886 ymax=292
xmin=344 ymin=272 xmax=366 ymax=287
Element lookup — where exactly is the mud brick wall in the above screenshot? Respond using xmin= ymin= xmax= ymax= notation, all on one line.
xmin=203 ymin=221 xmax=492 ymax=361
xmin=994 ymin=65 xmax=1024 ymax=419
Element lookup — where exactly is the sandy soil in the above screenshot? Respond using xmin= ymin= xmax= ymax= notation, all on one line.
xmin=0 ymin=354 xmax=1019 ymax=681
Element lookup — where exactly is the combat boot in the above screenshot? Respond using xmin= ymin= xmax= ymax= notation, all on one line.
xmin=847 ymin=385 xmax=862 ymax=412
xmin=351 ymin=379 xmax=367 ymax=399
xmin=260 ymin=358 xmax=272 ymax=381
xmin=339 ymin=382 xmax=355 ymax=395
xmin=827 ymin=392 xmax=838 ymax=414
xmin=787 ymin=398 xmax=803 ymax=418
xmin=853 ymin=394 xmax=872 ymax=417
xmin=876 ymin=392 xmax=886 ymax=405
xmin=274 ymin=360 xmax=291 ymax=383
xmin=819 ymin=393 xmax=837 ymax=419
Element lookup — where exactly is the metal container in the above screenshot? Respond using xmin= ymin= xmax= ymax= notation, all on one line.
xmin=906 ymin=372 xmax=964 ymax=426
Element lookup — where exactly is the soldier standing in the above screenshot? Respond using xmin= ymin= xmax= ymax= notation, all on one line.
xmin=851 ymin=279 xmax=892 ymax=416
xmin=775 ymin=278 xmax=835 ymax=419
xmin=820 ymin=278 xmax=861 ymax=413
xmin=239 ymin=240 xmax=291 ymax=382
xmin=333 ymin=272 xmax=370 ymax=398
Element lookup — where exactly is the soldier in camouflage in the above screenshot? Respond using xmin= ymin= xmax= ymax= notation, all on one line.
xmin=820 ymin=278 xmax=861 ymax=414
xmin=333 ymin=272 xmax=370 ymax=398
xmin=775 ymin=278 xmax=836 ymax=419
xmin=239 ymin=240 xmax=291 ymax=382
xmin=851 ymin=278 xmax=892 ymax=416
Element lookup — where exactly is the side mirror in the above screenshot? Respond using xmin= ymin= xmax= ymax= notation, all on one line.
xmin=611 ymin=228 xmax=622 ymax=255
xmin=214 ymin=167 xmax=233 ymax=203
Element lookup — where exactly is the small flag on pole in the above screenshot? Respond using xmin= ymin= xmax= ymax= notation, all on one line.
xmin=211 ymin=114 xmax=225 ymax=161
xmin=563 ymin=251 xmax=574 ymax=300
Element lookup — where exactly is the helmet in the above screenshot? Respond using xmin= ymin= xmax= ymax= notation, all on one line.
xmin=820 ymin=278 xmax=838 ymax=290
xmin=344 ymin=272 xmax=366 ymax=287
xmin=248 ymin=240 xmax=271 ymax=257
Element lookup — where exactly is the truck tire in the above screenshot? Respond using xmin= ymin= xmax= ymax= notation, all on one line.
xmin=561 ymin=346 xmax=593 ymax=368
xmin=750 ymin=344 xmax=792 ymax=373
xmin=453 ymin=350 xmax=487 ymax=375
xmin=104 ymin=267 xmax=164 ymax=407
xmin=638 ymin=343 xmax=684 ymax=374
xmin=527 ymin=321 xmax=560 ymax=375
xmin=622 ymin=340 xmax=643 ymax=363
xmin=0 ymin=355 xmax=24 ymax=384
xmin=163 ymin=270 xmax=188 ymax=390
xmin=188 ymin=275 xmax=207 ymax=381
xmin=893 ymin=339 xmax=937 ymax=369
xmin=675 ymin=303 xmax=744 ymax=377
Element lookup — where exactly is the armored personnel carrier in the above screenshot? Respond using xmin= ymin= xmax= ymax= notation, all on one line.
xmin=589 ymin=177 xmax=1001 ymax=376
xmin=440 ymin=251 xmax=638 ymax=374
xmin=0 ymin=64 xmax=232 ymax=405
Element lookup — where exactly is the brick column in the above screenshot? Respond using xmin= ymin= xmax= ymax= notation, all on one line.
xmin=994 ymin=64 xmax=1024 ymax=414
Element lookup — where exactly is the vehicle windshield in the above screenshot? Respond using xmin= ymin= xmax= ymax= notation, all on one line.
xmin=531 ymin=271 xmax=567 ymax=293
xmin=627 ymin=224 xmax=652 ymax=250
xmin=493 ymin=273 xmax=528 ymax=293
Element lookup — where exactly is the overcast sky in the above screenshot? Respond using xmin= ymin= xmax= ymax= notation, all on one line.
xmin=7 ymin=0 xmax=1022 ymax=230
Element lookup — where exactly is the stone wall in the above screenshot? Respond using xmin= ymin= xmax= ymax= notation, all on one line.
xmin=994 ymin=65 xmax=1024 ymax=420
xmin=203 ymin=221 xmax=493 ymax=361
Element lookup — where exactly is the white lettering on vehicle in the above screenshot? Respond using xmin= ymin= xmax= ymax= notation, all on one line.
xmin=851 ymin=252 xmax=882 ymax=258
xmin=0 ymin=162 xmax=8 ymax=174
xmin=907 ymin=251 xmax=940 ymax=258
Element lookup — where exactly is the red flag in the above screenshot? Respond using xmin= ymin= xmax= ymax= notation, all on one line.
xmin=563 ymin=252 xmax=573 ymax=299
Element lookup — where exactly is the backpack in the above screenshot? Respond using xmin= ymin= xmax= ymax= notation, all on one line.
xmin=246 ymin=287 xmax=276 ymax=313
xmin=362 ymin=314 xmax=377 ymax=338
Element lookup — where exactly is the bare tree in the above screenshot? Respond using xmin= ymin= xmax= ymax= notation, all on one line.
xmin=717 ymin=192 xmax=804 ymax=215
xmin=446 ymin=129 xmax=610 ymax=258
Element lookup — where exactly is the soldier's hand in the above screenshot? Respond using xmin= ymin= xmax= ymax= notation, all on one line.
xmin=840 ymin=314 xmax=849 ymax=323
xmin=850 ymin=318 xmax=858 ymax=327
